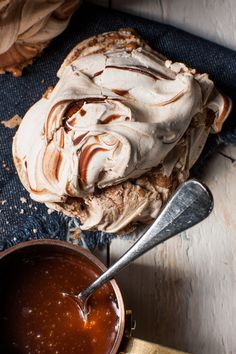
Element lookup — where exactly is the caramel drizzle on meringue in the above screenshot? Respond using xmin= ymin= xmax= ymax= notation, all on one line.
xmin=79 ymin=145 xmax=107 ymax=184
xmin=73 ymin=132 xmax=88 ymax=146
xmin=42 ymin=141 xmax=62 ymax=183
xmin=30 ymin=187 xmax=48 ymax=195
xmin=64 ymin=98 xmax=107 ymax=119
xmin=21 ymin=158 xmax=48 ymax=196
xmin=64 ymin=100 xmax=84 ymax=119
xmin=80 ymin=108 xmax=86 ymax=116
xmin=68 ymin=98 xmax=106 ymax=112
xmin=55 ymin=154 xmax=63 ymax=181
xmin=112 ymin=89 xmax=129 ymax=97
xmin=63 ymin=98 xmax=108 ymax=131
xmin=45 ymin=100 xmax=71 ymax=141
xmin=105 ymin=65 xmax=166 ymax=80
xmin=157 ymin=90 xmax=185 ymax=107
xmin=92 ymin=70 xmax=103 ymax=78
xmin=101 ymin=114 xmax=121 ymax=124
xmin=55 ymin=128 xmax=64 ymax=148
xmin=100 ymin=114 xmax=130 ymax=124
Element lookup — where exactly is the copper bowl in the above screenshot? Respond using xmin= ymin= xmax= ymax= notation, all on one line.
xmin=0 ymin=239 xmax=125 ymax=354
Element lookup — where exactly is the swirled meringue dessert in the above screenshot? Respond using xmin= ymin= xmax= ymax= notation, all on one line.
xmin=13 ymin=29 xmax=232 ymax=233
xmin=0 ymin=0 xmax=81 ymax=76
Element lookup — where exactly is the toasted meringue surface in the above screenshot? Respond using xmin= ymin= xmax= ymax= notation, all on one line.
xmin=13 ymin=29 xmax=232 ymax=233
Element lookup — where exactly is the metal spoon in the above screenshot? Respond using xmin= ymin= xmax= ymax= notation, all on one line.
xmin=66 ymin=179 xmax=213 ymax=318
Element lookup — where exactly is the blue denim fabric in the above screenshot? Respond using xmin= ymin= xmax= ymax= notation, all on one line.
xmin=0 ymin=3 xmax=236 ymax=250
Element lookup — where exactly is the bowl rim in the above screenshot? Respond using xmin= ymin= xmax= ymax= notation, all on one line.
xmin=0 ymin=239 xmax=125 ymax=354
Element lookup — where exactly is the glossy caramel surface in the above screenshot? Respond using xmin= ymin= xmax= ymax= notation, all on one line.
xmin=0 ymin=249 xmax=120 ymax=354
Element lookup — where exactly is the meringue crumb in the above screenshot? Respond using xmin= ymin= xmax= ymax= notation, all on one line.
xmin=69 ymin=228 xmax=81 ymax=241
xmin=33 ymin=229 xmax=37 ymax=234
xmin=43 ymin=86 xmax=54 ymax=99
xmin=47 ymin=208 xmax=54 ymax=215
xmin=1 ymin=114 xmax=22 ymax=128
xmin=19 ymin=209 xmax=24 ymax=214
xmin=165 ymin=60 xmax=172 ymax=68
xmin=2 ymin=161 xmax=10 ymax=171
xmin=41 ymin=79 xmax=45 ymax=84
xmin=0 ymin=200 xmax=7 ymax=205
xmin=20 ymin=197 xmax=27 ymax=204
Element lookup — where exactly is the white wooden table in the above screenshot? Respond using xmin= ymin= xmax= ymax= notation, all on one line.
xmin=95 ymin=145 xmax=236 ymax=354
xmin=88 ymin=0 xmax=236 ymax=51
xmin=87 ymin=2 xmax=236 ymax=353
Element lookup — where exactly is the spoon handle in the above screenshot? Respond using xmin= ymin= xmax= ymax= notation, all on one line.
xmin=79 ymin=179 xmax=213 ymax=300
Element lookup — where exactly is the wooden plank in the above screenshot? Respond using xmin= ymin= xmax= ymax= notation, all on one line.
xmin=110 ymin=0 xmax=236 ymax=51
xmin=111 ymin=0 xmax=163 ymax=20
xmin=110 ymin=146 xmax=236 ymax=354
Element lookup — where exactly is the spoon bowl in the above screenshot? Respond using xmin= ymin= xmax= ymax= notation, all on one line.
xmin=62 ymin=291 xmax=90 ymax=321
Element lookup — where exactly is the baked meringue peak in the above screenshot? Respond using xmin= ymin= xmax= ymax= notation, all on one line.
xmin=13 ymin=29 xmax=232 ymax=233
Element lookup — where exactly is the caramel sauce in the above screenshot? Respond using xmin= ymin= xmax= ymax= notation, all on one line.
xmin=0 ymin=251 xmax=120 ymax=354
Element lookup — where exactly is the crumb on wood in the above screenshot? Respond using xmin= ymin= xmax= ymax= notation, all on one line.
xmin=1 ymin=114 xmax=22 ymax=128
